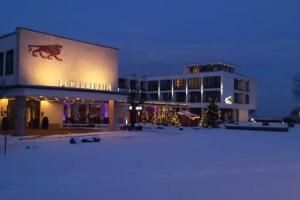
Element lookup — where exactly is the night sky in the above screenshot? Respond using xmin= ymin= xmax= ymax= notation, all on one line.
xmin=1 ymin=0 xmax=299 ymax=117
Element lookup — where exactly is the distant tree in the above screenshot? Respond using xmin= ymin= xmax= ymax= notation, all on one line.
xmin=201 ymin=98 xmax=221 ymax=128
xmin=127 ymin=91 xmax=146 ymax=128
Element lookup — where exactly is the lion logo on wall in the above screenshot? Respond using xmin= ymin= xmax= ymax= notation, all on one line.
xmin=28 ymin=44 xmax=63 ymax=61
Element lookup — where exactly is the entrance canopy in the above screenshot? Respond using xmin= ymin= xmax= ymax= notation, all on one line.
xmin=1 ymin=85 xmax=127 ymax=101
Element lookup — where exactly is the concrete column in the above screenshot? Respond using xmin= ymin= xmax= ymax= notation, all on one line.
xmin=15 ymin=96 xmax=26 ymax=136
xmin=109 ymin=100 xmax=118 ymax=131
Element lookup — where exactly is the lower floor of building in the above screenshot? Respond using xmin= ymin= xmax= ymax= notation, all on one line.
xmin=0 ymin=86 xmax=127 ymax=136
xmin=136 ymin=104 xmax=251 ymax=124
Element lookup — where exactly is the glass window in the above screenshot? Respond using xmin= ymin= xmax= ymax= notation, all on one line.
xmin=203 ymin=91 xmax=220 ymax=102
xmin=188 ymin=78 xmax=201 ymax=89
xmin=5 ymin=49 xmax=14 ymax=75
xmin=129 ymin=80 xmax=137 ymax=90
xmin=0 ymin=52 xmax=3 ymax=76
xmin=234 ymin=93 xmax=244 ymax=104
xmin=203 ymin=76 xmax=221 ymax=89
xmin=175 ymin=92 xmax=186 ymax=102
xmin=173 ymin=79 xmax=186 ymax=90
xmin=160 ymin=80 xmax=172 ymax=91
xmin=245 ymin=81 xmax=250 ymax=92
xmin=118 ymin=78 xmax=127 ymax=89
xmin=189 ymin=92 xmax=201 ymax=102
xmin=245 ymin=94 xmax=250 ymax=104
xmin=161 ymin=92 xmax=172 ymax=101
xmin=140 ymin=81 xmax=146 ymax=91
xmin=147 ymin=81 xmax=158 ymax=91
xmin=234 ymin=78 xmax=245 ymax=91
xmin=147 ymin=93 xmax=158 ymax=100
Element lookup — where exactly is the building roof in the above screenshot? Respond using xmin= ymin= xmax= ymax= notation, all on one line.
xmin=0 ymin=27 xmax=118 ymax=50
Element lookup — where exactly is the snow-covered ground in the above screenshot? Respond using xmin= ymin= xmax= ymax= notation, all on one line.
xmin=1 ymin=125 xmax=300 ymax=200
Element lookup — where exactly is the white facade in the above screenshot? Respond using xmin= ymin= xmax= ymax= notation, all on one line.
xmin=119 ymin=62 xmax=256 ymax=122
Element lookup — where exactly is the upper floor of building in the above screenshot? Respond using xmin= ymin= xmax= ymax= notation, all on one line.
xmin=0 ymin=27 xmax=118 ymax=92
xmin=119 ymin=62 xmax=256 ymax=110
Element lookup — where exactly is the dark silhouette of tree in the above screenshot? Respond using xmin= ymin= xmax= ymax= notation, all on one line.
xmin=127 ymin=91 xmax=146 ymax=128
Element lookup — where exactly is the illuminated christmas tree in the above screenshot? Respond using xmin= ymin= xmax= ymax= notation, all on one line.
xmin=201 ymin=98 xmax=221 ymax=128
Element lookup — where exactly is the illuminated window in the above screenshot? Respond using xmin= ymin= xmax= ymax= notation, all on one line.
xmin=173 ymin=79 xmax=186 ymax=90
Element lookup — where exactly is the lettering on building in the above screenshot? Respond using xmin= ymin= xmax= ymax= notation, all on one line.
xmin=58 ymin=80 xmax=112 ymax=91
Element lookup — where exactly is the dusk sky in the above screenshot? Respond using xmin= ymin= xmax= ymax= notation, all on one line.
xmin=1 ymin=0 xmax=299 ymax=117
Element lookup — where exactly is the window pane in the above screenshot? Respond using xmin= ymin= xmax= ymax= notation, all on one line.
xmin=188 ymin=78 xmax=201 ymax=89
xmin=234 ymin=93 xmax=244 ymax=104
xmin=173 ymin=79 xmax=186 ymax=90
xmin=189 ymin=91 xmax=201 ymax=102
xmin=160 ymin=80 xmax=172 ymax=91
xmin=203 ymin=76 xmax=221 ymax=89
xmin=175 ymin=92 xmax=186 ymax=102
xmin=147 ymin=81 xmax=158 ymax=91
xmin=6 ymin=49 xmax=14 ymax=75
xmin=203 ymin=91 xmax=220 ymax=102
xmin=161 ymin=92 xmax=172 ymax=101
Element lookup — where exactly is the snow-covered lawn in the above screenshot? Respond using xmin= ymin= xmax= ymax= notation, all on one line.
xmin=1 ymin=126 xmax=300 ymax=200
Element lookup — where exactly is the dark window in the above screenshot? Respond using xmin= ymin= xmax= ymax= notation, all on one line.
xmin=234 ymin=78 xmax=245 ymax=91
xmin=203 ymin=76 xmax=221 ymax=89
xmin=245 ymin=81 xmax=250 ymax=92
xmin=203 ymin=91 xmax=220 ymax=102
xmin=174 ymin=79 xmax=186 ymax=90
xmin=140 ymin=81 xmax=146 ymax=91
xmin=161 ymin=92 xmax=172 ymax=101
xmin=147 ymin=81 xmax=158 ymax=91
xmin=0 ymin=52 xmax=3 ymax=76
xmin=245 ymin=94 xmax=250 ymax=104
xmin=118 ymin=78 xmax=127 ymax=89
xmin=129 ymin=80 xmax=137 ymax=90
xmin=189 ymin=92 xmax=201 ymax=102
xmin=5 ymin=49 xmax=14 ymax=75
xmin=188 ymin=78 xmax=201 ymax=89
xmin=160 ymin=80 xmax=172 ymax=91
xmin=234 ymin=93 xmax=244 ymax=104
xmin=175 ymin=92 xmax=186 ymax=102
xmin=147 ymin=93 xmax=158 ymax=100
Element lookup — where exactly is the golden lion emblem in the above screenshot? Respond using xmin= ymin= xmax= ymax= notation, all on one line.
xmin=28 ymin=44 xmax=63 ymax=61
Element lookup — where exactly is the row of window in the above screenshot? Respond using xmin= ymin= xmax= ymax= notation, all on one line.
xmin=119 ymin=76 xmax=221 ymax=91
xmin=187 ymin=64 xmax=235 ymax=74
xmin=146 ymin=90 xmax=221 ymax=103
xmin=0 ymin=49 xmax=14 ymax=76
xmin=234 ymin=79 xmax=250 ymax=92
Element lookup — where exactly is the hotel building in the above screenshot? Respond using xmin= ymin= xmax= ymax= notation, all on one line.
xmin=0 ymin=27 xmax=127 ymax=136
xmin=119 ymin=61 xmax=256 ymax=122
